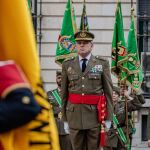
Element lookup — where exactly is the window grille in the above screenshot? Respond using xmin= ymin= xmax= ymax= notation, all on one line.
xmin=138 ymin=0 xmax=150 ymax=96
xmin=141 ymin=115 xmax=148 ymax=141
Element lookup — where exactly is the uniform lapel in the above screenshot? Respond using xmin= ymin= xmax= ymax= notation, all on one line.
xmin=83 ymin=55 xmax=96 ymax=75
xmin=73 ymin=56 xmax=82 ymax=75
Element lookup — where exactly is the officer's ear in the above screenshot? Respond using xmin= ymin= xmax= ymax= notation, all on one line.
xmin=90 ymin=42 xmax=93 ymax=48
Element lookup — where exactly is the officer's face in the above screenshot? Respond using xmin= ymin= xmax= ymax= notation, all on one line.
xmin=56 ymin=75 xmax=62 ymax=87
xmin=76 ymin=41 xmax=93 ymax=58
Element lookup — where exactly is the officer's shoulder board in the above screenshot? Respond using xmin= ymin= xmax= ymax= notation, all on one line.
xmin=64 ymin=56 xmax=75 ymax=62
xmin=95 ymin=55 xmax=108 ymax=61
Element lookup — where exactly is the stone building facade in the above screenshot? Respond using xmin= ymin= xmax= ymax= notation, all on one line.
xmin=33 ymin=0 xmax=150 ymax=149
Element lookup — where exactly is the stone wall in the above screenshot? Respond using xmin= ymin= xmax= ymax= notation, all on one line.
xmin=37 ymin=0 xmax=136 ymax=91
xmin=37 ymin=0 xmax=150 ymax=149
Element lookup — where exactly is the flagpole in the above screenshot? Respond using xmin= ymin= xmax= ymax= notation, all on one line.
xmin=70 ymin=0 xmax=77 ymax=33
xmin=131 ymin=0 xmax=134 ymax=13
xmin=119 ymin=78 xmax=130 ymax=149
xmin=125 ymin=86 xmax=130 ymax=149
xmin=120 ymin=82 xmax=130 ymax=150
xmin=83 ymin=0 xmax=86 ymax=31
xmin=124 ymin=1 xmax=131 ymax=148
xmin=39 ymin=0 xmax=42 ymax=62
xmin=131 ymin=0 xmax=133 ymax=8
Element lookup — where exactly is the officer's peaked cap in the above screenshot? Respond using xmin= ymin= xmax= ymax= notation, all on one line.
xmin=74 ymin=30 xmax=94 ymax=41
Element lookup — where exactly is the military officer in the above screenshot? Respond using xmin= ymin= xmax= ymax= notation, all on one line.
xmin=47 ymin=71 xmax=72 ymax=150
xmin=61 ymin=30 xmax=114 ymax=150
xmin=104 ymin=86 xmax=145 ymax=150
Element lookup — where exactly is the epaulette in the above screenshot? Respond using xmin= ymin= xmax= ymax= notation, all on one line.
xmin=64 ymin=56 xmax=75 ymax=62
xmin=95 ymin=55 xmax=107 ymax=61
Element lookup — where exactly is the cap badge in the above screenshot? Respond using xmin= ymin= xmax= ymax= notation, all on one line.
xmin=80 ymin=32 xmax=86 ymax=38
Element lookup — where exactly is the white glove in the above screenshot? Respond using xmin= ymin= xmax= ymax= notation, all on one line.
xmin=105 ymin=120 xmax=112 ymax=129
xmin=64 ymin=122 xmax=70 ymax=134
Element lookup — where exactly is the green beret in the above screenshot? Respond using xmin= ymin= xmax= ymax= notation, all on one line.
xmin=74 ymin=30 xmax=94 ymax=41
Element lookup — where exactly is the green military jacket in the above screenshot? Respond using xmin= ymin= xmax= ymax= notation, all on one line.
xmin=47 ymin=89 xmax=68 ymax=135
xmin=105 ymin=94 xmax=145 ymax=148
xmin=61 ymin=55 xmax=113 ymax=129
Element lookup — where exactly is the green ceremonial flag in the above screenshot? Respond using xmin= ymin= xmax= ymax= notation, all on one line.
xmin=80 ymin=0 xmax=89 ymax=31
xmin=27 ymin=0 xmax=31 ymax=9
xmin=126 ymin=10 xmax=143 ymax=91
xmin=55 ymin=0 xmax=77 ymax=65
xmin=111 ymin=1 xmax=129 ymax=83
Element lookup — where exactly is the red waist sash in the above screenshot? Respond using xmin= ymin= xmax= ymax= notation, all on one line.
xmin=68 ymin=93 xmax=100 ymax=104
xmin=68 ymin=93 xmax=107 ymax=121
xmin=68 ymin=93 xmax=107 ymax=147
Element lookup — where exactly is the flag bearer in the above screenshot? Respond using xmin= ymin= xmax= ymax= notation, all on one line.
xmin=47 ymin=71 xmax=72 ymax=150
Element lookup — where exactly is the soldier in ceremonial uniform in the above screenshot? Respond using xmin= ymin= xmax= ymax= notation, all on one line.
xmin=61 ymin=30 xmax=114 ymax=150
xmin=47 ymin=71 xmax=72 ymax=150
xmin=104 ymin=86 xmax=145 ymax=150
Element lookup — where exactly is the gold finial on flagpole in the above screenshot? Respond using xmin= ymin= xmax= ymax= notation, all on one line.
xmin=131 ymin=0 xmax=134 ymax=14
xmin=131 ymin=0 xmax=134 ymax=13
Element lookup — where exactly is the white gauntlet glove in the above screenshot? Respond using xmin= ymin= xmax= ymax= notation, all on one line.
xmin=64 ymin=121 xmax=70 ymax=134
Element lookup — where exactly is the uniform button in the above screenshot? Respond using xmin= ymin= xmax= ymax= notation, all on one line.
xmin=22 ymin=96 xmax=30 ymax=104
xmin=82 ymin=77 xmax=85 ymax=80
xmin=82 ymin=85 xmax=85 ymax=87
xmin=82 ymin=93 xmax=85 ymax=96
